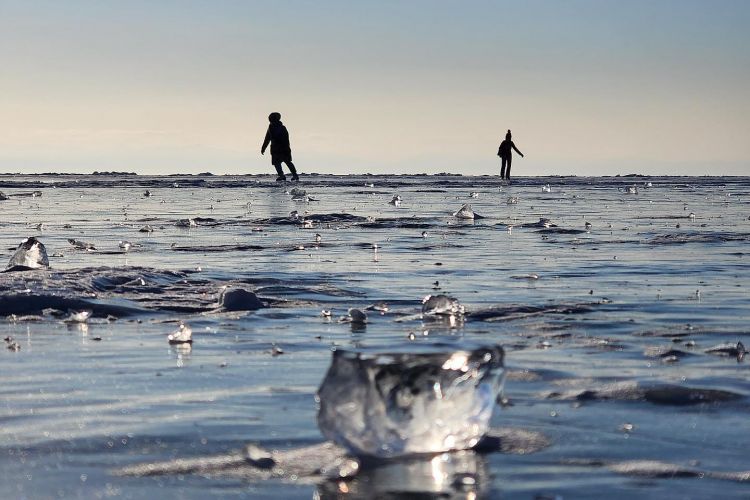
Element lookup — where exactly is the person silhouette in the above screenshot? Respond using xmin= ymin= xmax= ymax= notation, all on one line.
xmin=497 ymin=130 xmax=524 ymax=180
xmin=261 ymin=112 xmax=299 ymax=182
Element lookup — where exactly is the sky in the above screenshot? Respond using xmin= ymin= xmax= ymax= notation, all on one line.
xmin=1 ymin=0 xmax=748 ymax=176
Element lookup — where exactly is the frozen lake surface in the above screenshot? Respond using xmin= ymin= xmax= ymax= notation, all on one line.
xmin=1 ymin=174 xmax=749 ymax=498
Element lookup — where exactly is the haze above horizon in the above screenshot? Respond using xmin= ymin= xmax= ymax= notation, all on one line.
xmin=1 ymin=0 xmax=748 ymax=176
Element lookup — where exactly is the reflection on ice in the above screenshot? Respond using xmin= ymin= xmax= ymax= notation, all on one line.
xmin=317 ymin=343 xmax=505 ymax=458
xmin=316 ymin=450 xmax=488 ymax=499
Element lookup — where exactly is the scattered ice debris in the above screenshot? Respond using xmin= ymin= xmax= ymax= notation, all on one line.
xmin=388 ymin=195 xmax=402 ymax=206
xmin=139 ymin=225 xmax=154 ymax=233
xmin=5 ymin=335 xmax=21 ymax=352
xmin=316 ymin=343 xmax=506 ymax=458
xmin=6 ymin=237 xmax=49 ymax=270
xmin=65 ymin=310 xmax=92 ymax=323
xmin=218 ymin=287 xmax=264 ymax=311
xmin=175 ymin=218 xmax=197 ymax=227
xmin=705 ymin=341 xmax=746 ymax=361
xmin=506 ymin=196 xmax=518 ymax=205
xmin=366 ymin=302 xmax=389 ymax=314
xmin=289 ymin=188 xmax=307 ymax=201
xmin=453 ymin=204 xmax=479 ymax=220
xmin=422 ymin=294 xmax=465 ymax=316
xmin=511 ymin=273 xmax=539 ymax=280
xmin=168 ymin=323 xmax=193 ymax=344
xmin=68 ymin=238 xmax=96 ymax=251
xmin=340 ymin=308 xmax=367 ymax=324
xmin=542 ymin=184 xmax=551 ymax=193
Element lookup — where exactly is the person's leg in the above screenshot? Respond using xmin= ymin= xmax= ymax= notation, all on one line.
xmin=501 ymin=157 xmax=507 ymax=179
xmin=506 ymin=157 xmax=512 ymax=180
xmin=286 ymin=161 xmax=299 ymax=181
xmin=273 ymin=163 xmax=286 ymax=181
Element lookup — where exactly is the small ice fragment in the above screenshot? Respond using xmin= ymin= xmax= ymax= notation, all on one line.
xmin=175 ymin=218 xmax=197 ymax=227
xmin=168 ymin=323 xmax=193 ymax=344
xmin=626 ymin=185 xmax=638 ymax=194
xmin=321 ymin=309 xmax=332 ymax=318
xmin=452 ymin=204 xmax=476 ymax=220
xmin=347 ymin=308 xmax=368 ymax=324
xmin=66 ymin=310 xmax=92 ymax=323
xmin=315 ymin=233 xmax=322 ymax=244
xmin=219 ymin=288 xmax=263 ymax=311
xmin=144 ymin=190 xmax=152 ymax=197
xmin=389 ymin=195 xmax=402 ymax=206
xmin=6 ymin=237 xmax=49 ymax=270
xmin=68 ymin=238 xmax=96 ymax=250
xmin=139 ymin=225 xmax=154 ymax=233
xmin=118 ymin=241 xmax=132 ymax=252
xmin=302 ymin=219 xmax=314 ymax=229
xmin=584 ymin=221 xmax=592 ymax=230
xmin=422 ymin=294 xmax=465 ymax=316
xmin=366 ymin=302 xmax=389 ymax=313
xmin=542 ymin=184 xmax=551 ymax=193
xmin=506 ymin=196 xmax=518 ymax=205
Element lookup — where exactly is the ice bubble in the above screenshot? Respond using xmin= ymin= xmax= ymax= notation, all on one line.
xmin=316 ymin=343 xmax=505 ymax=458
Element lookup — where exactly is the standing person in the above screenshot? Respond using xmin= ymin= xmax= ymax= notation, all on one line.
xmin=497 ymin=129 xmax=524 ymax=181
xmin=261 ymin=112 xmax=299 ymax=182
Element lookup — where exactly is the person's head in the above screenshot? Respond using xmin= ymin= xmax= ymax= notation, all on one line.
xmin=506 ymin=130 xmax=512 ymax=140
xmin=268 ymin=112 xmax=281 ymax=123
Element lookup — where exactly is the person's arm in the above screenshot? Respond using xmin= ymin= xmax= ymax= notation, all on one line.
xmin=512 ymin=142 xmax=524 ymax=157
xmin=261 ymin=128 xmax=271 ymax=155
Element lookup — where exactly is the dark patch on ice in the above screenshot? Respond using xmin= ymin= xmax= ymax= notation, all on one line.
xmin=646 ymin=232 xmax=750 ymax=245
xmin=546 ymin=381 xmax=744 ymax=406
xmin=358 ymin=217 xmax=438 ymax=229
xmin=468 ymin=302 xmax=597 ymax=322
xmin=170 ymin=244 xmax=264 ymax=252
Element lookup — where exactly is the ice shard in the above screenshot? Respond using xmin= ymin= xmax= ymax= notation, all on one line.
xmin=6 ymin=237 xmax=49 ymax=270
xmin=316 ymin=342 xmax=505 ymax=458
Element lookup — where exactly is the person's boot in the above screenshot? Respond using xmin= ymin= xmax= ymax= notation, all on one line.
xmin=274 ymin=164 xmax=286 ymax=182
xmin=288 ymin=164 xmax=299 ymax=182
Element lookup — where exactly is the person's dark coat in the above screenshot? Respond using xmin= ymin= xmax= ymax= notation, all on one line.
xmin=498 ymin=139 xmax=522 ymax=159
xmin=262 ymin=121 xmax=292 ymax=164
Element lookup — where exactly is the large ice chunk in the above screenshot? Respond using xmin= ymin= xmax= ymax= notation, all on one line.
xmin=316 ymin=342 xmax=505 ymax=458
xmin=6 ymin=237 xmax=49 ymax=270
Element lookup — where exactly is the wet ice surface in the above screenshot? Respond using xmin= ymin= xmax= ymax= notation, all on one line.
xmin=1 ymin=173 xmax=749 ymax=498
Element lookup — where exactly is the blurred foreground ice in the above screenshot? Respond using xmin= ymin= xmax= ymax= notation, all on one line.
xmin=317 ymin=343 xmax=505 ymax=458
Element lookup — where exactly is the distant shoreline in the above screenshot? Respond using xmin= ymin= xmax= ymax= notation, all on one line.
xmin=0 ymin=172 xmax=746 ymax=178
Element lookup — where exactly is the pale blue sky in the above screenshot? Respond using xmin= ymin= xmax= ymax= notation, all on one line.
xmin=1 ymin=0 xmax=748 ymax=175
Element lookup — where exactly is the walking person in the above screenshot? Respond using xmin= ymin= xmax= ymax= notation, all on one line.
xmin=261 ymin=112 xmax=299 ymax=181
xmin=497 ymin=129 xmax=524 ymax=181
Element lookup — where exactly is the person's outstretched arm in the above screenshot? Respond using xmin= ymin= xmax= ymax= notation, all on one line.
xmin=261 ymin=127 xmax=271 ymax=155
xmin=512 ymin=142 xmax=524 ymax=157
